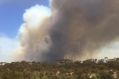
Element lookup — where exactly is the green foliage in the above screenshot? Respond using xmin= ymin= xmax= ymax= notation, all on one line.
xmin=0 ymin=58 xmax=119 ymax=79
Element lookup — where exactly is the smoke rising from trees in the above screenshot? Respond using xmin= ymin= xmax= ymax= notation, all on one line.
xmin=18 ymin=0 xmax=119 ymax=62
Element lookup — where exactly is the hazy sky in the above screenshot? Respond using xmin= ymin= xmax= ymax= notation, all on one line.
xmin=0 ymin=0 xmax=49 ymax=38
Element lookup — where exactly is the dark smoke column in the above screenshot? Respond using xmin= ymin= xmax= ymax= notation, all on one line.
xmin=45 ymin=0 xmax=119 ymax=62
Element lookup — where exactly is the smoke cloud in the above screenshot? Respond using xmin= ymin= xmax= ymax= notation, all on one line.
xmin=18 ymin=5 xmax=52 ymax=62
xmin=17 ymin=0 xmax=119 ymax=62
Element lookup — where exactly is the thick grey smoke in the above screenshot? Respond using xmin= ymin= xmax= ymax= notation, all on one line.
xmin=19 ymin=0 xmax=119 ymax=62
xmin=48 ymin=0 xmax=119 ymax=61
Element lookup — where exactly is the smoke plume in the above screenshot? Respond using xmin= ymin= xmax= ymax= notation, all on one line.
xmin=19 ymin=0 xmax=119 ymax=62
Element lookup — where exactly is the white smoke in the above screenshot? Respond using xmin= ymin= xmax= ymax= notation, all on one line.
xmin=18 ymin=5 xmax=52 ymax=61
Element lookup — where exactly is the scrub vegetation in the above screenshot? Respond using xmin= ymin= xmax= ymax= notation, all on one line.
xmin=0 ymin=58 xmax=119 ymax=79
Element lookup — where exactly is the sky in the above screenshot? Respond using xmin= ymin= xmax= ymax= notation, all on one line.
xmin=0 ymin=0 xmax=49 ymax=38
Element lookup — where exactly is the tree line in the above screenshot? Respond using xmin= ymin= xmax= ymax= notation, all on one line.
xmin=0 ymin=57 xmax=119 ymax=79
